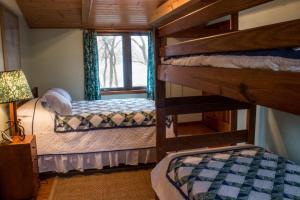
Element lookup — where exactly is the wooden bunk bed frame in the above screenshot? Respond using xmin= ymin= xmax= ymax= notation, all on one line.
xmin=153 ymin=0 xmax=300 ymax=161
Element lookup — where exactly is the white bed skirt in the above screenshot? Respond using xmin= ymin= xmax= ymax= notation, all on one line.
xmin=38 ymin=148 xmax=156 ymax=173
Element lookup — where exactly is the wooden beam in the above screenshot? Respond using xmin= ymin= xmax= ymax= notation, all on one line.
xmin=247 ymin=105 xmax=256 ymax=144
xmin=161 ymin=19 xmax=300 ymax=57
xmin=96 ymin=29 xmax=150 ymax=33
xmin=158 ymin=65 xmax=300 ymax=115
xmin=159 ymin=0 xmax=273 ymax=37
xmin=163 ymin=130 xmax=248 ymax=152
xmin=157 ymin=95 xmax=251 ymax=115
xmin=150 ymin=0 xmax=217 ymax=27
xmin=82 ymin=0 xmax=94 ymax=27
xmin=154 ymin=28 xmax=167 ymax=161
xmin=230 ymin=13 xmax=239 ymax=31
xmin=168 ymin=20 xmax=231 ymax=38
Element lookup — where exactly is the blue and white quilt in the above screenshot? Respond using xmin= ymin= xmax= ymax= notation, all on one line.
xmin=55 ymin=98 xmax=155 ymax=133
xmin=166 ymin=146 xmax=300 ymax=200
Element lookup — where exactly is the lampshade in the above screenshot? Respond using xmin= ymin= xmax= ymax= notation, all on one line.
xmin=0 ymin=70 xmax=33 ymax=104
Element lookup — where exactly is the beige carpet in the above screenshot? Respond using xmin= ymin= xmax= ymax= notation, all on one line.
xmin=48 ymin=169 xmax=155 ymax=200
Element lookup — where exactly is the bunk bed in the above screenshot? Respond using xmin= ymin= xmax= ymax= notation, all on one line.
xmin=151 ymin=0 xmax=300 ymax=199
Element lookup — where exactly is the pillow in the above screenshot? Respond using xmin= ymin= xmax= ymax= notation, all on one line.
xmin=42 ymin=91 xmax=72 ymax=115
xmin=49 ymin=88 xmax=72 ymax=102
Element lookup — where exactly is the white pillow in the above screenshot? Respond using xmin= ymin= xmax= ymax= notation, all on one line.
xmin=42 ymin=91 xmax=72 ymax=115
xmin=49 ymin=88 xmax=72 ymax=102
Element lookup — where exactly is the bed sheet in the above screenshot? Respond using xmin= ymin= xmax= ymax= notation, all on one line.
xmin=162 ymin=54 xmax=300 ymax=72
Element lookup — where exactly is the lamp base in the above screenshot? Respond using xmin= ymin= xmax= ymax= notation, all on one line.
xmin=0 ymin=120 xmax=25 ymax=143
xmin=15 ymin=119 xmax=25 ymax=141
xmin=1 ymin=131 xmax=13 ymax=143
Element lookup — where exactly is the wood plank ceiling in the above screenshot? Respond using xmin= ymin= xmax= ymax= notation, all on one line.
xmin=16 ymin=0 xmax=166 ymax=30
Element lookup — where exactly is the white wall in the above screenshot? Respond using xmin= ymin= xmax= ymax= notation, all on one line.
xmin=28 ymin=29 xmax=85 ymax=100
xmin=239 ymin=0 xmax=300 ymax=164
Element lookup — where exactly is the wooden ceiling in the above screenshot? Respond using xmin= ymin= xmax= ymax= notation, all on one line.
xmin=16 ymin=0 xmax=166 ymax=30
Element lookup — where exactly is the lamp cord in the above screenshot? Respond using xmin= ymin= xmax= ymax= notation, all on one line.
xmin=32 ymin=97 xmax=41 ymax=135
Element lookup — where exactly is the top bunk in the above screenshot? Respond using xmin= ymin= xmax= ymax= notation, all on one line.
xmin=151 ymin=0 xmax=300 ymax=115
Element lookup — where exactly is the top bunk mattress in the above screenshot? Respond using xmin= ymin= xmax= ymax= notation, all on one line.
xmin=161 ymin=48 xmax=300 ymax=72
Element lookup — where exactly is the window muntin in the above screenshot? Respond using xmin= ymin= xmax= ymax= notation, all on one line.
xmin=97 ymin=33 xmax=148 ymax=91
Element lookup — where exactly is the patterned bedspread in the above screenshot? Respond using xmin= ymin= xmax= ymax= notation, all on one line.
xmin=55 ymin=98 xmax=155 ymax=132
xmin=166 ymin=146 xmax=300 ymax=200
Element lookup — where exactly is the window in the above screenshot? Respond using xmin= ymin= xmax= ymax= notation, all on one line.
xmin=97 ymin=33 xmax=149 ymax=92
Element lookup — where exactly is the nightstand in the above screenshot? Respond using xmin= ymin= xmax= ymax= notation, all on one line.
xmin=0 ymin=135 xmax=40 ymax=200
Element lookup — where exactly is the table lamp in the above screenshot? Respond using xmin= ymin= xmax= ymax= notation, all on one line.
xmin=0 ymin=70 xmax=33 ymax=142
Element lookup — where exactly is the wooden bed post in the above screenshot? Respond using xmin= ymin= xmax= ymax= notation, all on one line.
xmin=154 ymin=27 xmax=166 ymax=161
xmin=247 ymin=105 xmax=256 ymax=144
xmin=229 ymin=13 xmax=239 ymax=131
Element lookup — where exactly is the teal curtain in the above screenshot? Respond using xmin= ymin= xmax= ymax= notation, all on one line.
xmin=147 ymin=32 xmax=155 ymax=100
xmin=83 ymin=30 xmax=101 ymax=100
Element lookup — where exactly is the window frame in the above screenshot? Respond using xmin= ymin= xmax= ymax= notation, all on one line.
xmin=97 ymin=32 xmax=149 ymax=93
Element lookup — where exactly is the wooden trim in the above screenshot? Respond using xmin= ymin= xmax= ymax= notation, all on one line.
xmin=168 ymin=20 xmax=231 ymax=38
xmin=82 ymin=0 xmax=94 ymax=27
xmin=230 ymin=13 xmax=239 ymax=31
xmin=154 ymin=28 xmax=167 ymax=161
xmin=161 ymin=19 xmax=300 ymax=57
xmin=230 ymin=110 xmax=237 ymax=131
xmin=158 ymin=65 xmax=300 ymax=115
xmin=160 ymin=19 xmax=300 ymax=57
xmin=157 ymin=95 xmax=250 ymax=115
xmin=162 ymin=130 xmax=248 ymax=152
xmin=96 ymin=29 xmax=150 ymax=33
xmin=158 ymin=0 xmax=272 ymax=37
xmin=150 ymin=0 xmax=217 ymax=27
xmin=247 ymin=105 xmax=256 ymax=144
xmin=101 ymin=89 xmax=146 ymax=95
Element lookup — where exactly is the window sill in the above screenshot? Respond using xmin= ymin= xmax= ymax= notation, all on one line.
xmin=101 ymin=89 xmax=147 ymax=95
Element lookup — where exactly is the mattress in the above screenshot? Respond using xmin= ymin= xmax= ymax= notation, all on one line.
xmin=151 ymin=145 xmax=300 ymax=200
xmin=55 ymin=98 xmax=156 ymax=132
xmin=162 ymin=48 xmax=300 ymax=72
xmin=18 ymin=98 xmax=171 ymax=156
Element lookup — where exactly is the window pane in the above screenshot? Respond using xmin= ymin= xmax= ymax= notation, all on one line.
xmin=131 ymin=35 xmax=148 ymax=87
xmin=97 ymin=35 xmax=124 ymax=89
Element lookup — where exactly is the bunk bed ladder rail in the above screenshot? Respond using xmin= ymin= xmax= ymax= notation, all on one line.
xmin=155 ymin=95 xmax=256 ymax=160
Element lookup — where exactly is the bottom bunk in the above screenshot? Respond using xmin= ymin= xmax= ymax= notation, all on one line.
xmin=152 ymin=144 xmax=300 ymax=200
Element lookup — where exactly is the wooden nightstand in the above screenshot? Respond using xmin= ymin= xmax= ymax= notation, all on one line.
xmin=0 ymin=135 xmax=40 ymax=200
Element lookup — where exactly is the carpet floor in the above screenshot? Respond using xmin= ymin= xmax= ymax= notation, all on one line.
xmin=48 ymin=169 xmax=155 ymax=200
